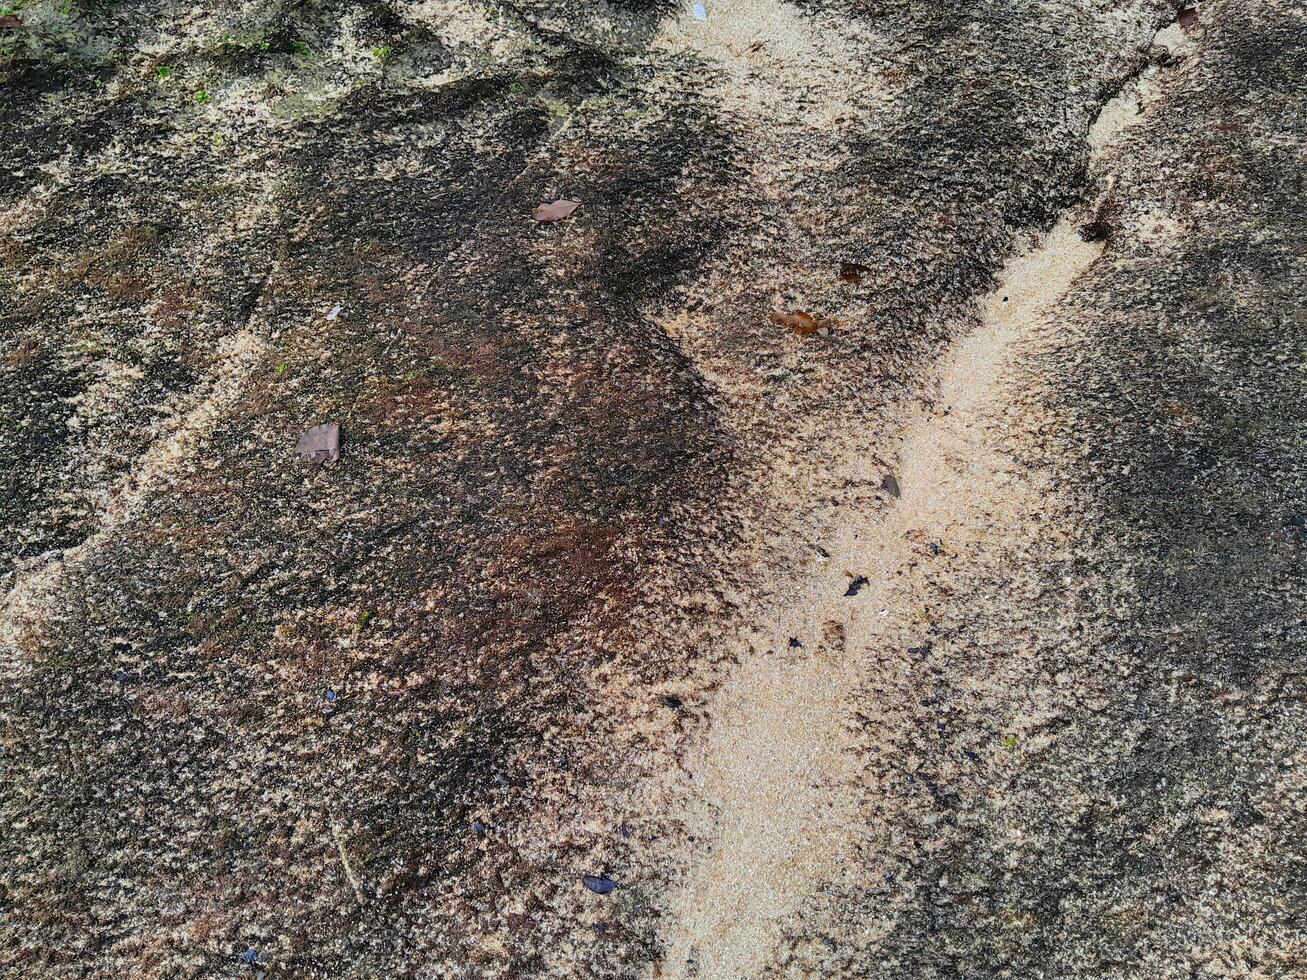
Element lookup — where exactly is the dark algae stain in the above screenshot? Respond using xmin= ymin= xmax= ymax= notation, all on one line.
xmin=859 ymin=7 xmax=1307 ymax=978
xmin=1 ymin=2 xmax=736 ymax=975
xmin=3 ymin=1 xmax=1303 ymax=978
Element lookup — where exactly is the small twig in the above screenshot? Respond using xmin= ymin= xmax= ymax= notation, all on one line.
xmin=332 ymin=823 xmax=367 ymax=906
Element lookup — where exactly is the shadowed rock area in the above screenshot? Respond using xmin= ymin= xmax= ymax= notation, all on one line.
xmin=2 ymin=1 xmax=1304 ymax=977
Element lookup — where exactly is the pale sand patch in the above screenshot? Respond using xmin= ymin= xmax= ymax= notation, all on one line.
xmin=407 ymin=0 xmax=528 ymax=63
xmin=1089 ymin=21 xmax=1193 ymax=154
xmin=659 ymin=216 xmax=1104 ymax=979
xmin=652 ymin=0 xmax=892 ymax=129
xmin=655 ymin=13 xmax=1193 ymax=973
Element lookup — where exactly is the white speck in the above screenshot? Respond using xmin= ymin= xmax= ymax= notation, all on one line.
xmin=692 ymin=3 xmax=707 ymax=20
xmin=879 ymin=609 xmax=889 ymax=617
xmin=326 ymin=304 xmax=343 ymax=321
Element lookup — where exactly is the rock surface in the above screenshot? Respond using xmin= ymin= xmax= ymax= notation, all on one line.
xmin=2 ymin=1 xmax=1304 ymax=977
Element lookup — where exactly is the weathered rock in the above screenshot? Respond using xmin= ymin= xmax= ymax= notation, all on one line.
xmin=1 ymin=0 xmax=1302 ymax=977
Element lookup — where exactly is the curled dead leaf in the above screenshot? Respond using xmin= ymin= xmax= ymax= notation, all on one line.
xmin=769 ymin=310 xmax=827 ymax=337
xmin=532 ymin=199 xmax=581 ymax=222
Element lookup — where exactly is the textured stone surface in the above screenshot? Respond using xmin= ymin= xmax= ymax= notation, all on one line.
xmin=1 ymin=1 xmax=1304 ymax=977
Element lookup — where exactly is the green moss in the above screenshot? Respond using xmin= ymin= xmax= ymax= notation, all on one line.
xmin=215 ymin=27 xmax=273 ymax=57
xmin=70 ymin=337 xmax=106 ymax=358
xmin=536 ymin=93 xmax=574 ymax=124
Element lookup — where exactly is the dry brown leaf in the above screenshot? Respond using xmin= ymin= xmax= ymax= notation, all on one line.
xmin=0 ymin=14 xmax=22 ymax=28
xmin=769 ymin=310 xmax=824 ymax=336
xmin=532 ymin=199 xmax=581 ymax=222
xmin=839 ymin=262 xmax=870 ymax=284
